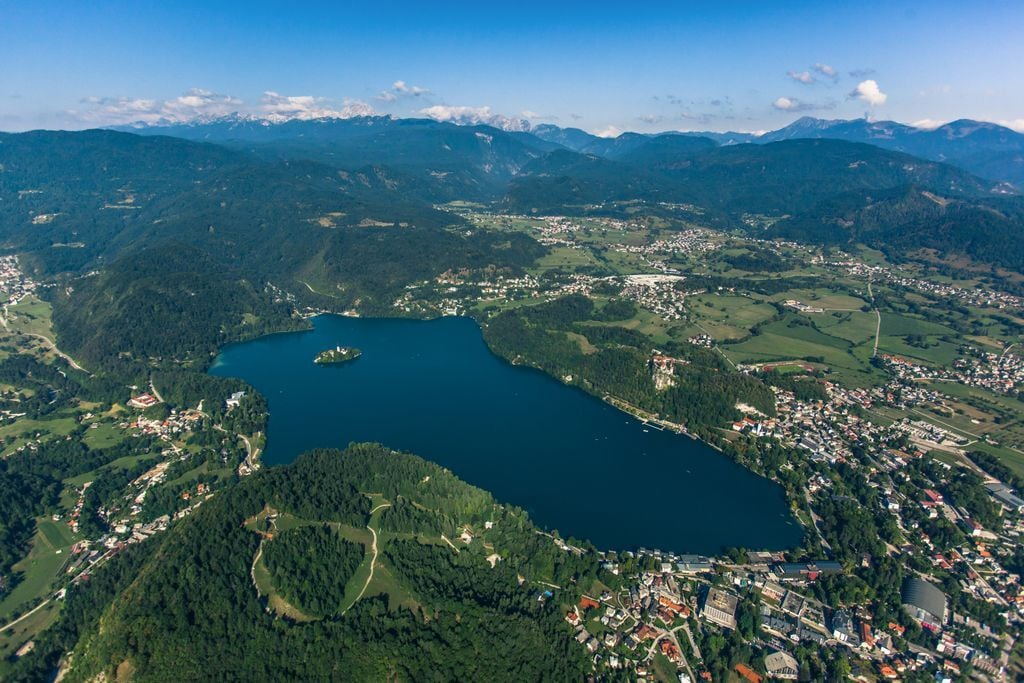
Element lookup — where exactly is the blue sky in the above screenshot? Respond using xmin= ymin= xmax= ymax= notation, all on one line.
xmin=1 ymin=1 xmax=1022 ymax=133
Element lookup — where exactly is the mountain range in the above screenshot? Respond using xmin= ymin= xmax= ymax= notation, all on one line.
xmin=533 ymin=116 xmax=1024 ymax=187
xmin=4 ymin=114 xmax=1024 ymax=373
xmin=117 ymin=113 xmax=1024 ymax=189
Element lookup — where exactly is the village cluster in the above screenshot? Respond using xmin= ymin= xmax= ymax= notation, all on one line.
xmin=612 ymin=228 xmax=723 ymax=273
xmin=561 ymin=362 xmax=1024 ymax=680
xmin=39 ymin=391 xmax=246 ymax=594
xmin=878 ymin=347 xmax=1024 ymax=397
xmin=561 ymin=535 xmax=1015 ymax=682
xmin=834 ymin=260 xmax=1024 ymax=311
xmin=0 ymin=255 xmax=38 ymax=306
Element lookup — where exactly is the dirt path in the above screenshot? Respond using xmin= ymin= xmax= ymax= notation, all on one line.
xmin=867 ymin=278 xmax=882 ymax=358
xmin=343 ymin=503 xmax=391 ymax=613
xmin=250 ymin=539 xmax=265 ymax=594
xmin=148 ymin=377 xmax=164 ymax=403
xmin=872 ymin=309 xmax=881 ymax=357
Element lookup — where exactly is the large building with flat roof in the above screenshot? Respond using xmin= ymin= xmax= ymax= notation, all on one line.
xmin=986 ymin=482 xmax=1024 ymax=512
xmin=764 ymin=650 xmax=799 ymax=680
xmin=700 ymin=587 xmax=739 ymax=630
xmin=901 ymin=577 xmax=947 ymax=629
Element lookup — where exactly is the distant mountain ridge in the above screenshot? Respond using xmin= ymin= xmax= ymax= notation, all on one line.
xmin=755 ymin=116 xmax=1024 ymax=186
xmin=115 ymin=113 xmax=1024 ymax=187
xmin=4 ymin=122 xmax=1024 ymax=344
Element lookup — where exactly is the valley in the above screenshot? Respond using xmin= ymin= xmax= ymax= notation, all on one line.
xmin=0 ymin=118 xmax=1023 ymax=681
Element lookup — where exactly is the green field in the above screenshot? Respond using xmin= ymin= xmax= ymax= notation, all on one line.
xmin=0 ymin=414 xmax=80 ymax=456
xmin=0 ymin=517 xmax=78 ymax=655
xmin=0 ymin=600 xmax=61 ymax=671
xmin=581 ymin=309 xmax=676 ymax=343
xmin=814 ymin=310 xmax=879 ymax=344
xmin=532 ymin=246 xmax=601 ymax=272
xmin=687 ymin=293 xmax=777 ymax=340
xmin=722 ymin=313 xmax=885 ymax=387
xmin=772 ymin=288 xmax=867 ymax=310
xmin=82 ymin=422 xmax=126 ymax=449
xmin=4 ymin=295 xmax=55 ymax=338
xmin=879 ymin=312 xmax=957 ymax=338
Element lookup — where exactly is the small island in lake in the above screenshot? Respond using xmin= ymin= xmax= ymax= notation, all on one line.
xmin=314 ymin=346 xmax=362 ymax=364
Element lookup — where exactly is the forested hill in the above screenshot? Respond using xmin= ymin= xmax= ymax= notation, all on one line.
xmin=5 ymin=126 xmax=1024 ymax=374
xmin=115 ymin=115 xmax=561 ymax=200
xmin=0 ymin=129 xmax=455 ymax=276
xmin=11 ymin=444 xmax=594 ymax=682
xmin=504 ymin=139 xmax=1024 ymax=270
xmin=0 ymin=130 xmax=547 ymax=371
xmin=505 ymin=138 xmax=1002 ymax=215
xmin=768 ymin=186 xmax=1024 ymax=269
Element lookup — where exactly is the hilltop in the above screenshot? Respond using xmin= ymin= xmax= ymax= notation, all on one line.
xmin=16 ymin=444 xmax=593 ymax=681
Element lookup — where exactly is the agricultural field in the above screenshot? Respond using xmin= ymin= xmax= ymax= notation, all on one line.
xmin=686 ymin=293 xmax=777 ymax=340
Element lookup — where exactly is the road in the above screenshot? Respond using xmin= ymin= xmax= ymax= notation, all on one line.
xmin=998 ymin=342 xmax=1016 ymax=367
xmin=148 ymin=377 xmax=164 ymax=403
xmin=693 ymin=320 xmax=738 ymax=368
xmin=867 ymin=278 xmax=881 ymax=358
xmin=237 ymin=433 xmax=260 ymax=474
xmin=25 ymin=332 xmax=88 ymax=372
xmin=642 ymin=624 xmax=693 ymax=680
xmin=251 ymin=538 xmax=266 ymax=595
xmin=803 ymin=490 xmax=833 ymax=552
xmin=872 ymin=309 xmax=881 ymax=357
xmin=0 ymin=596 xmax=53 ymax=634
xmin=213 ymin=422 xmax=260 ymax=475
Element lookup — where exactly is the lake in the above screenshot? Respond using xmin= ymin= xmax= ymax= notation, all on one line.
xmin=210 ymin=314 xmax=801 ymax=554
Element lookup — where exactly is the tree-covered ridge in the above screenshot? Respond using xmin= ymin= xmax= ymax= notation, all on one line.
xmin=0 ymin=130 xmax=552 ymax=370
xmin=482 ymin=294 xmax=776 ymax=431
xmin=23 ymin=444 xmax=591 ymax=682
xmin=503 ymin=138 xmax=1024 ymax=270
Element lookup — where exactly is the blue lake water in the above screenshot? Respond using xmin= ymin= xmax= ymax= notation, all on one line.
xmin=210 ymin=315 xmax=800 ymax=554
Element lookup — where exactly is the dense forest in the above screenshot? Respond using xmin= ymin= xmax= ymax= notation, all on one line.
xmin=263 ymin=525 xmax=364 ymax=618
xmin=0 ymin=130 xmax=549 ymax=371
xmin=8 ymin=445 xmax=591 ymax=681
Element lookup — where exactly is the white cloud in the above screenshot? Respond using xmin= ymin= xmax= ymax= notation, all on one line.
xmin=70 ymin=88 xmax=376 ymax=126
xmin=787 ymin=71 xmax=815 ymax=85
xmin=773 ymin=97 xmax=800 ymax=111
xmin=813 ymin=63 xmax=838 ymax=80
xmin=259 ymin=92 xmax=375 ymax=121
xmin=72 ymin=89 xmax=244 ymax=125
xmin=772 ymin=96 xmax=833 ymax=113
xmin=417 ymin=105 xmax=530 ymax=131
xmin=910 ymin=118 xmax=946 ymax=130
xmin=593 ymin=125 xmax=621 ymax=138
xmin=392 ymin=80 xmax=428 ymax=95
xmin=997 ymin=119 xmax=1024 ymax=132
xmin=377 ymin=80 xmax=429 ymax=102
xmin=850 ymin=79 xmax=887 ymax=106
